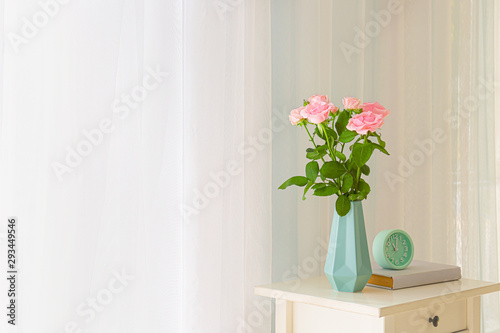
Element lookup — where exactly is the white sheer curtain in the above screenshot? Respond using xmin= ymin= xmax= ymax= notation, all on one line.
xmin=183 ymin=1 xmax=272 ymax=332
xmin=0 ymin=1 xmax=271 ymax=332
xmin=272 ymin=0 xmax=500 ymax=332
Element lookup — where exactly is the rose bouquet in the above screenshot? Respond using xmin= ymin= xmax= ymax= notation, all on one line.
xmin=279 ymin=95 xmax=390 ymax=216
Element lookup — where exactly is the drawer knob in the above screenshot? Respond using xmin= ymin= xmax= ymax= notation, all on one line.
xmin=428 ymin=315 xmax=439 ymax=327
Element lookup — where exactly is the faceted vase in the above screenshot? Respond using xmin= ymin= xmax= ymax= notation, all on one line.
xmin=324 ymin=201 xmax=372 ymax=292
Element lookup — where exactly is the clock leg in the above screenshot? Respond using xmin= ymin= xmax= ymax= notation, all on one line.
xmin=466 ymin=296 xmax=481 ymax=332
xmin=275 ymin=299 xmax=293 ymax=333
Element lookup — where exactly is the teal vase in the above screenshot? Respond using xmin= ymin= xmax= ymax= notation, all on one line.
xmin=324 ymin=201 xmax=372 ymax=292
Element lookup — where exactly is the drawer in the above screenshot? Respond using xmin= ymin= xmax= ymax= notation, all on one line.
xmin=292 ymin=302 xmax=388 ymax=332
xmin=394 ymin=299 xmax=467 ymax=333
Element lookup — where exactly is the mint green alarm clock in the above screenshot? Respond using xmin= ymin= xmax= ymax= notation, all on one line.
xmin=373 ymin=229 xmax=414 ymax=270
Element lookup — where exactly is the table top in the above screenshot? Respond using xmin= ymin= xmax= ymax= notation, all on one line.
xmin=255 ymin=276 xmax=500 ymax=317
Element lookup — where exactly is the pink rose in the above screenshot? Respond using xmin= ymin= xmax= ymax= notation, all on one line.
xmin=308 ymin=95 xmax=329 ymax=104
xmin=346 ymin=111 xmax=384 ymax=135
xmin=342 ymin=97 xmax=361 ymax=109
xmin=361 ymin=102 xmax=390 ymax=118
xmin=300 ymin=102 xmax=338 ymax=124
xmin=289 ymin=107 xmax=305 ymax=125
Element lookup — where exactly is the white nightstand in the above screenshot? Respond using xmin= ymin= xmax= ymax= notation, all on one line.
xmin=255 ymin=276 xmax=500 ymax=333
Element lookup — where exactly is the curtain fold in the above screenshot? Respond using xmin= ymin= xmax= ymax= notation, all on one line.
xmin=183 ymin=1 xmax=271 ymax=332
xmin=452 ymin=1 xmax=499 ymax=330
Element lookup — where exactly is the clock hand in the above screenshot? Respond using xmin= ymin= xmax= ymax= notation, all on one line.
xmin=395 ymin=238 xmax=398 ymax=251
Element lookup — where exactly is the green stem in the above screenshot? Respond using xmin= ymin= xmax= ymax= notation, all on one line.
xmin=319 ymin=124 xmax=343 ymax=189
xmin=321 ymin=124 xmax=335 ymax=161
xmin=356 ymin=135 xmax=368 ymax=188
xmin=304 ymin=124 xmax=326 ymax=163
xmin=303 ymin=125 xmax=316 ymax=147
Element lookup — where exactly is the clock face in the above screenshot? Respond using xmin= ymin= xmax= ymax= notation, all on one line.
xmin=383 ymin=231 xmax=413 ymax=268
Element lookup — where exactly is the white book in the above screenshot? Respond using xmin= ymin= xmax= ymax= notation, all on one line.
xmin=367 ymin=260 xmax=462 ymax=290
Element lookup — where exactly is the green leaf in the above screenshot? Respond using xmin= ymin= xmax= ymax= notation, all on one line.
xmin=339 ymin=130 xmax=357 ymax=143
xmin=328 ymin=128 xmax=338 ymax=141
xmin=313 ymin=185 xmax=338 ymax=197
xmin=348 ymin=193 xmax=364 ymax=201
xmin=351 ymin=143 xmax=374 ymax=167
xmin=320 ymin=161 xmax=346 ymax=179
xmin=306 ymin=148 xmax=327 ymax=160
xmin=335 ymin=110 xmax=349 ymax=135
xmin=324 ymin=127 xmax=338 ymax=141
xmin=341 ymin=173 xmax=354 ymax=192
xmin=314 ymin=126 xmax=325 ymax=140
xmin=305 ymin=161 xmax=319 ymax=181
xmin=302 ymin=181 xmax=314 ymax=200
xmin=315 ymin=126 xmax=337 ymax=142
xmin=312 ymin=183 xmax=327 ymax=190
xmin=334 ymin=150 xmax=346 ymax=162
xmin=335 ymin=195 xmax=351 ymax=216
xmin=371 ymin=142 xmax=390 ymax=155
xmin=278 ymin=176 xmax=309 ymax=190
xmin=361 ymin=165 xmax=370 ymax=176
xmin=316 ymin=145 xmax=328 ymax=153
xmin=358 ymin=179 xmax=371 ymax=197
xmin=303 ymin=100 xmax=310 ymax=107
xmin=376 ymin=134 xmax=386 ymax=148
xmin=346 ymin=159 xmax=356 ymax=172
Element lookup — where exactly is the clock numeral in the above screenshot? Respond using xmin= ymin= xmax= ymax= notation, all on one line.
xmin=402 ymin=240 xmax=406 ymax=245
xmin=387 ymin=241 xmax=391 ymax=246
xmin=403 ymin=253 xmax=407 ymax=257
xmin=405 ymin=246 xmax=408 ymax=251
xmin=400 ymin=257 xmax=404 ymax=262
xmin=390 ymin=258 xmax=394 ymax=262
xmin=395 ymin=260 xmax=399 ymax=265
